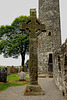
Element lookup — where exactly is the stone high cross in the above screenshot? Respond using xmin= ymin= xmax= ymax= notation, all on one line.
xmin=20 ymin=9 xmax=46 ymax=86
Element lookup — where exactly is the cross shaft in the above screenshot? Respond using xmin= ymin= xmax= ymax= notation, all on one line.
xmin=20 ymin=9 xmax=46 ymax=85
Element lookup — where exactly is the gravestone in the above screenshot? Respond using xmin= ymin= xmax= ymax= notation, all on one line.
xmin=18 ymin=67 xmax=20 ymax=73
xmin=14 ymin=68 xmax=18 ymax=73
xmin=23 ymin=64 xmax=27 ymax=72
xmin=20 ymin=9 xmax=46 ymax=95
xmin=18 ymin=66 xmax=23 ymax=73
xmin=10 ymin=66 xmax=14 ymax=73
xmin=0 ymin=68 xmax=7 ymax=83
xmin=18 ymin=71 xmax=26 ymax=81
xmin=20 ymin=66 xmax=23 ymax=72
xmin=7 ymin=66 xmax=10 ymax=75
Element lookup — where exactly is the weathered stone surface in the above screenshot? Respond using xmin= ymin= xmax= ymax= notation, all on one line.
xmin=0 ymin=68 xmax=7 ymax=82
xmin=18 ymin=71 xmax=26 ymax=81
xmin=53 ymin=39 xmax=67 ymax=96
xmin=38 ymin=0 xmax=61 ymax=73
xmin=20 ymin=9 xmax=46 ymax=95
xmin=24 ymin=85 xmax=44 ymax=95
xmin=29 ymin=38 xmax=38 ymax=85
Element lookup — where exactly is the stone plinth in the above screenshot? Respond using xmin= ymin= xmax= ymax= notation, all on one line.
xmin=24 ymin=85 xmax=44 ymax=95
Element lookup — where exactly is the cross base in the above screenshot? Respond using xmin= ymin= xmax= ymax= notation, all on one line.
xmin=23 ymin=84 xmax=45 ymax=95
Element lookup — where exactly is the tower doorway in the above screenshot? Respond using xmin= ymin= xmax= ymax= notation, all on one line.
xmin=48 ymin=54 xmax=53 ymax=72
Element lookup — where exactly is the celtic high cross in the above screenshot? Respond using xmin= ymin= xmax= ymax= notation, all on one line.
xmin=20 ymin=9 xmax=46 ymax=85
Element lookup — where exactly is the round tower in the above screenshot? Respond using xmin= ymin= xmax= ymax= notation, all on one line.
xmin=38 ymin=0 xmax=61 ymax=73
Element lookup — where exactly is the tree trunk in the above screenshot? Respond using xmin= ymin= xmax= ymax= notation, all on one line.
xmin=21 ymin=43 xmax=27 ymax=71
xmin=21 ymin=53 xmax=25 ymax=66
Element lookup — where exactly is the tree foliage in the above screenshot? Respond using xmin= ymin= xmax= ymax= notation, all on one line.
xmin=0 ymin=16 xmax=29 ymax=66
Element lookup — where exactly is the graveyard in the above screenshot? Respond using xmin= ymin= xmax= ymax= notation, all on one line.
xmin=0 ymin=72 xmax=29 ymax=91
xmin=0 ymin=65 xmax=29 ymax=91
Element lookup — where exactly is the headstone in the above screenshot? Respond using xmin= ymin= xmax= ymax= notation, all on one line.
xmin=18 ymin=66 xmax=22 ymax=73
xmin=14 ymin=67 xmax=18 ymax=73
xmin=0 ymin=68 xmax=7 ymax=83
xmin=20 ymin=9 xmax=46 ymax=95
xmin=18 ymin=67 xmax=20 ymax=73
xmin=24 ymin=64 xmax=27 ymax=72
xmin=18 ymin=71 xmax=26 ymax=81
xmin=16 ymin=68 xmax=18 ymax=73
xmin=10 ymin=66 xmax=14 ymax=73
xmin=7 ymin=66 xmax=10 ymax=75
xmin=20 ymin=66 xmax=23 ymax=72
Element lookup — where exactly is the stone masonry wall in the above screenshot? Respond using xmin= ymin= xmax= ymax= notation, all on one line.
xmin=38 ymin=0 xmax=61 ymax=73
xmin=53 ymin=39 xmax=67 ymax=96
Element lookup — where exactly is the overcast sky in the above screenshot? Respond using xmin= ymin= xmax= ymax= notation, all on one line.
xmin=0 ymin=0 xmax=67 ymax=66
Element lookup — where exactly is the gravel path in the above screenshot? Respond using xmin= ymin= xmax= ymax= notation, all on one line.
xmin=0 ymin=78 xmax=67 ymax=100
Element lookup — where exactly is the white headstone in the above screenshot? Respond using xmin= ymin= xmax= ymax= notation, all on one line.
xmin=18 ymin=71 xmax=26 ymax=81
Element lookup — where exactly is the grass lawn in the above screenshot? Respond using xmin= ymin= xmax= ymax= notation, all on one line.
xmin=0 ymin=73 xmax=29 ymax=91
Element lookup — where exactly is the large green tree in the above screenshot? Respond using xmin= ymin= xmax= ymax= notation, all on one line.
xmin=0 ymin=16 xmax=29 ymax=66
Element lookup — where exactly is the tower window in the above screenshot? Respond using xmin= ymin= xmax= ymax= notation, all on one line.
xmin=58 ymin=55 xmax=60 ymax=62
xmin=64 ymin=55 xmax=67 ymax=74
xmin=58 ymin=55 xmax=61 ymax=71
xmin=47 ymin=31 xmax=53 ymax=36
xmin=64 ymin=55 xmax=67 ymax=66
xmin=48 ymin=32 xmax=51 ymax=36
